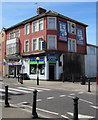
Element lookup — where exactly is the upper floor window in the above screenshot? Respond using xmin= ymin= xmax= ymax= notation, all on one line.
xmin=24 ymin=40 xmax=29 ymax=52
xmin=32 ymin=19 xmax=44 ymax=33
xmin=67 ymin=21 xmax=76 ymax=34
xmin=68 ymin=39 xmax=76 ymax=52
xmin=47 ymin=35 xmax=57 ymax=49
xmin=32 ymin=21 xmax=37 ymax=33
xmin=10 ymin=29 xmax=20 ymax=39
xmin=48 ymin=17 xmax=56 ymax=29
xmin=24 ymin=23 xmax=30 ymax=35
xmin=32 ymin=39 xmax=37 ymax=51
xmin=39 ymin=20 xmax=44 ymax=31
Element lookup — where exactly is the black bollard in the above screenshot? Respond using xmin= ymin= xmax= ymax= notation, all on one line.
xmin=88 ymin=79 xmax=91 ymax=92
xmin=32 ymin=89 xmax=38 ymax=118
xmin=5 ymin=85 xmax=10 ymax=107
xmin=73 ymin=97 xmax=79 ymax=120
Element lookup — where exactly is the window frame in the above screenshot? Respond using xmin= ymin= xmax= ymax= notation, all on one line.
xmin=24 ymin=40 xmax=29 ymax=52
xmin=24 ymin=23 xmax=30 ymax=35
xmin=67 ymin=21 xmax=76 ymax=34
xmin=10 ymin=29 xmax=20 ymax=39
xmin=47 ymin=35 xmax=57 ymax=49
xmin=47 ymin=17 xmax=57 ymax=30
xmin=68 ymin=38 xmax=76 ymax=52
xmin=32 ymin=18 xmax=44 ymax=33
xmin=32 ymin=38 xmax=38 ymax=51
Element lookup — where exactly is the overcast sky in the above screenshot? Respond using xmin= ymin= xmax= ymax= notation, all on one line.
xmin=1 ymin=2 xmax=96 ymax=45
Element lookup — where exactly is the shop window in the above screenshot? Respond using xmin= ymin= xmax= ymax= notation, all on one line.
xmin=67 ymin=21 xmax=76 ymax=34
xmin=48 ymin=17 xmax=56 ymax=29
xmin=39 ymin=64 xmax=45 ymax=75
xmin=68 ymin=39 xmax=76 ymax=52
xmin=24 ymin=23 xmax=30 ymax=35
xmin=24 ymin=40 xmax=29 ymax=52
xmin=30 ymin=65 xmax=37 ymax=74
xmin=47 ymin=35 xmax=57 ymax=49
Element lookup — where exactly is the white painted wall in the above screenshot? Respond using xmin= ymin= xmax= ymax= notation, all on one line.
xmin=85 ymin=46 xmax=97 ymax=77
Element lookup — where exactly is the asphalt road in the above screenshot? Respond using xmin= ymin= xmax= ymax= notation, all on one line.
xmin=1 ymin=81 xmax=97 ymax=120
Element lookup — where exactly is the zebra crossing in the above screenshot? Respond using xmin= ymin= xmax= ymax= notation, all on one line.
xmin=0 ymin=86 xmax=51 ymax=97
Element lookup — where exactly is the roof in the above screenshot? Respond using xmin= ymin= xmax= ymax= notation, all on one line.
xmin=5 ymin=10 xmax=88 ymax=31
xmin=87 ymin=44 xmax=98 ymax=48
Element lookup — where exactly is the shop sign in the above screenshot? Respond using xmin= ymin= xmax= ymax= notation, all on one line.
xmin=47 ymin=53 xmax=58 ymax=61
xmin=58 ymin=20 xmax=68 ymax=42
xmin=29 ymin=57 xmax=44 ymax=64
xmin=76 ymin=27 xmax=84 ymax=45
xmin=7 ymin=62 xmax=22 ymax=65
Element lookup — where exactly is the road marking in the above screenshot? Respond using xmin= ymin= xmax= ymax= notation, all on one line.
xmin=37 ymin=108 xmax=59 ymax=115
xmin=79 ymin=98 xmax=93 ymax=105
xmin=19 ymin=104 xmax=59 ymax=116
xmin=67 ymin=112 xmax=94 ymax=119
xmin=37 ymin=99 xmax=42 ymax=102
xmin=47 ymin=97 xmax=54 ymax=100
xmin=69 ymin=93 xmax=75 ymax=96
xmin=59 ymin=95 xmax=66 ymax=97
xmin=27 ymin=86 xmax=51 ymax=91
xmin=0 ymin=88 xmax=19 ymax=94
xmin=68 ymin=95 xmax=74 ymax=98
xmin=8 ymin=88 xmax=31 ymax=93
xmin=78 ymin=92 xmax=84 ymax=94
xmin=61 ymin=115 xmax=69 ymax=119
xmin=90 ymin=105 xmax=98 ymax=109
xmin=17 ymin=87 xmax=42 ymax=92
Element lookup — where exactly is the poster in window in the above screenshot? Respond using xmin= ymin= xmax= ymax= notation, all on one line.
xmin=58 ymin=21 xmax=68 ymax=42
xmin=76 ymin=27 xmax=84 ymax=45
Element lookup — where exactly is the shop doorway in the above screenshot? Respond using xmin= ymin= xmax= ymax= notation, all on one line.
xmin=49 ymin=65 xmax=55 ymax=80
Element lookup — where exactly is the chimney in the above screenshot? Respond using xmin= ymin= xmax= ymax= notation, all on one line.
xmin=37 ymin=7 xmax=46 ymax=15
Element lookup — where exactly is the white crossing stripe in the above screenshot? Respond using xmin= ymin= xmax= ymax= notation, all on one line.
xmin=78 ymin=92 xmax=84 ymax=94
xmin=8 ymin=88 xmax=31 ymax=93
xmin=61 ymin=115 xmax=69 ymax=119
xmin=90 ymin=105 xmax=98 ymax=109
xmin=47 ymin=97 xmax=54 ymax=100
xmin=68 ymin=95 xmax=74 ymax=98
xmin=17 ymin=87 xmax=42 ymax=92
xmin=69 ymin=93 xmax=75 ymax=96
xmin=37 ymin=99 xmax=42 ymax=102
xmin=79 ymin=98 xmax=93 ymax=105
xmin=67 ymin=112 xmax=94 ymax=119
xmin=26 ymin=86 xmax=51 ymax=91
xmin=0 ymin=88 xmax=19 ymax=94
xmin=59 ymin=95 xmax=66 ymax=97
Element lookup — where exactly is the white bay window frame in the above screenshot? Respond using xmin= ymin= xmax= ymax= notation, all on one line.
xmin=68 ymin=38 xmax=76 ymax=52
xmin=47 ymin=35 xmax=57 ymax=49
xmin=47 ymin=17 xmax=57 ymax=30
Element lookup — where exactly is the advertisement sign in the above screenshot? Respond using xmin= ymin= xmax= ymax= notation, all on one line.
xmin=76 ymin=27 xmax=84 ymax=45
xmin=58 ymin=21 xmax=68 ymax=42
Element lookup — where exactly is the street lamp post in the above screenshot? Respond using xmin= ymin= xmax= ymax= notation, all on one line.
xmin=36 ymin=57 xmax=40 ymax=85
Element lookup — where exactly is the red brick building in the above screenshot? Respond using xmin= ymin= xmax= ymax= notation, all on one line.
xmin=5 ymin=8 xmax=88 ymax=80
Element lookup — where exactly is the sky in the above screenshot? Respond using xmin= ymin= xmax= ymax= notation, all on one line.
xmin=0 ymin=2 xmax=96 ymax=45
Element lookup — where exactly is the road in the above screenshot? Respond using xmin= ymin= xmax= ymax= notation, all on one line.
xmin=0 ymin=79 xmax=97 ymax=120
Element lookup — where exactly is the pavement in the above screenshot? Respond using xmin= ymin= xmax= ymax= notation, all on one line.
xmin=1 ymin=77 xmax=97 ymax=120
